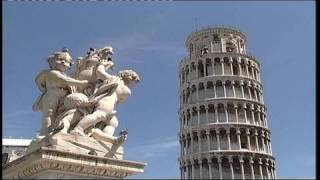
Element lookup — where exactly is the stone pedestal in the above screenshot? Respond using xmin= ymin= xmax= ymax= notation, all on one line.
xmin=26 ymin=132 xmax=124 ymax=159
xmin=3 ymin=147 xmax=146 ymax=179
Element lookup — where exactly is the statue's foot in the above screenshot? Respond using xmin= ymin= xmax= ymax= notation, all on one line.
xmin=114 ymin=134 xmax=127 ymax=145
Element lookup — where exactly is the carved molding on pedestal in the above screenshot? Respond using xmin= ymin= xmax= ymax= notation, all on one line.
xmin=3 ymin=147 xmax=146 ymax=179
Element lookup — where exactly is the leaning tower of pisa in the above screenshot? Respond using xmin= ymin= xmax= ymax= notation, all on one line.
xmin=178 ymin=26 xmax=276 ymax=179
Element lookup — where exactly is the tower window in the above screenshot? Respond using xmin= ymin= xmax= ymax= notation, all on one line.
xmin=213 ymin=34 xmax=220 ymax=43
xmin=226 ymin=42 xmax=235 ymax=52
xmin=202 ymin=47 xmax=209 ymax=55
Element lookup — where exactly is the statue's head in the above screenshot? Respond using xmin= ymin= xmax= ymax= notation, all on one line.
xmin=85 ymin=46 xmax=114 ymax=63
xmin=118 ymin=70 xmax=140 ymax=87
xmin=98 ymin=46 xmax=113 ymax=62
xmin=48 ymin=48 xmax=73 ymax=71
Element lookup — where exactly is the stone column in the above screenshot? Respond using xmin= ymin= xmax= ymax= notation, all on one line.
xmin=180 ymin=164 xmax=184 ymax=179
xmin=232 ymin=81 xmax=236 ymax=97
xmin=216 ymin=130 xmax=221 ymax=151
xmin=205 ymin=106 xmax=209 ymax=124
xmin=226 ymin=129 xmax=231 ymax=150
xmin=244 ymin=107 xmax=249 ymax=124
xmin=270 ymin=163 xmax=275 ymax=179
xmin=257 ymin=110 xmax=262 ymax=126
xmin=208 ymin=157 xmax=212 ymax=179
xmin=187 ymin=137 xmax=190 ymax=154
xmin=261 ymin=130 xmax=266 ymax=153
xmin=222 ymin=82 xmax=227 ymax=97
xmin=213 ymin=84 xmax=217 ymax=98
xmin=221 ymin=59 xmax=225 ymax=75
xmin=245 ymin=60 xmax=249 ymax=77
xmin=255 ymin=130 xmax=259 ymax=152
xmin=225 ymin=104 xmax=229 ymax=123
xmin=269 ymin=139 xmax=273 ymax=155
xmin=196 ymin=86 xmax=200 ymax=101
xmin=230 ymin=58 xmax=234 ymax=75
xmin=183 ymin=140 xmax=187 ymax=155
xmin=204 ymin=62 xmax=207 ymax=77
xmin=240 ymin=81 xmax=245 ymax=98
xmin=203 ymin=84 xmax=207 ymax=100
xmin=248 ymin=84 xmax=252 ymax=100
xmin=197 ymin=107 xmax=200 ymax=126
xmin=239 ymin=156 xmax=245 ymax=180
xmin=252 ymin=68 xmax=255 ymax=79
xmin=265 ymin=114 xmax=269 ymax=128
xmin=273 ymin=162 xmax=277 ymax=179
xmin=188 ymin=67 xmax=191 ymax=82
xmin=199 ymin=159 xmax=203 ymax=179
xmin=195 ymin=63 xmax=199 ymax=79
xmin=218 ymin=156 xmax=223 ymax=180
xmin=265 ymin=136 xmax=270 ymax=154
xmin=253 ymin=87 xmax=258 ymax=101
xmin=229 ymin=156 xmax=234 ymax=179
xmin=260 ymin=91 xmax=264 ymax=104
xmin=246 ymin=129 xmax=251 ymax=151
xmin=179 ymin=116 xmax=182 ymax=132
xmin=267 ymin=134 xmax=272 ymax=154
xmin=237 ymin=58 xmax=242 ymax=76
xmin=215 ymin=105 xmax=219 ymax=123
xmin=186 ymin=162 xmax=189 ymax=179
xmin=237 ymin=129 xmax=241 ymax=150
xmin=191 ymin=160 xmax=195 ymax=180
xmin=266 ymin=162 xmax=271 ymax=179
xmin=251 ymin=105 xmax=255 ymax=125
xmin=235 ymin=106 xmax=239 ymax=123
xmin=197 ymin=131 xmax=201 ymax=153
xmin=190 ymin=133 xmax=194 ymax=153
xmin=212 ymin=60 xmax=215 ymax=76
xmin=206 ymin=130 xmax=211 ymax=151
xmin=249 ymin=157 xmax=255 ymax=179
xmin=180 ymin=139 xmax=183 ymax=156
xmin=254 ymin=68 xmax=258 ymax=81
xmin=259 ymin=158 xmax=263 ymax=179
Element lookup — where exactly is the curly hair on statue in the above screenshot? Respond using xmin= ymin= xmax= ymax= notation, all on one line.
xmin=118 ymin=70 xmax=140 ymax=83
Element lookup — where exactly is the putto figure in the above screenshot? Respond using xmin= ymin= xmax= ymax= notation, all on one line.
xmin=28 ymin=46 xmax=140 ymax=159
xmin=71 ymin=69 xmax=140 ymax=145
xmin=32 ymin=49 xmax=89 ymax=137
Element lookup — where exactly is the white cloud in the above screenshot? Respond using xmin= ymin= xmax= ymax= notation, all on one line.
xmin=90 ymin=20 xmax=185 ymax=65
xmin=126 ymin=136 xmax=179 ymax=160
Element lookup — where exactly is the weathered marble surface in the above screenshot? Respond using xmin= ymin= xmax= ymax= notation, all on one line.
xmin=3 ymin=147 xmax=146 ymax=179
xmin=26 ymin=133 xmax=124 ymax=160
xmin=2 ymin=46 xmax=146 ymax=179
xmin=28 ymin=46 xmax=140 ymax=159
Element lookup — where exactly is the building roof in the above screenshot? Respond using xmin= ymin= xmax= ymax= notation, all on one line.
xmin=2 ymin=138 xmax=32 ymax=147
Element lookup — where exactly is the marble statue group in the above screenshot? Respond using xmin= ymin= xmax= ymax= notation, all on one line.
xmin=28 ymin=46 xmax=140 ymax=158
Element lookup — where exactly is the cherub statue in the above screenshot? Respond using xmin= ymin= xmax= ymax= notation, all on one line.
xmin=71 ymin=70 xmax=140 ymax=145
xmin=32 ymin=49 xmax=90 ymax=137
xmin=72 ymin=46 xmax=118 ymax=96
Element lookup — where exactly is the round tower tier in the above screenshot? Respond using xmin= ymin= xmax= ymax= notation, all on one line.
xmin=185 ymin=26 xmax=248 ymax=58
xmin=178 ymin=26 xmax=276 ymax=179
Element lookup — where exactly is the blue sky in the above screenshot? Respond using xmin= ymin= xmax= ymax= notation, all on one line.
xmin=3 ymin=2 xmax=315 ymax=179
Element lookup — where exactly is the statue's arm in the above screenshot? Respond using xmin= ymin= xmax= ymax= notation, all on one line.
xmin=35 ymin=71 xmax=46 ymax=92
xmin=96 ymin=64 xmax=114 ymax=81
xmin=50 ymin=70 xmax=88 ymax=86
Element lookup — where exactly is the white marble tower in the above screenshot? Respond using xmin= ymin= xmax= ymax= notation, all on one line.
xmin=178 ymin=26 xmax=276 ymax=179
